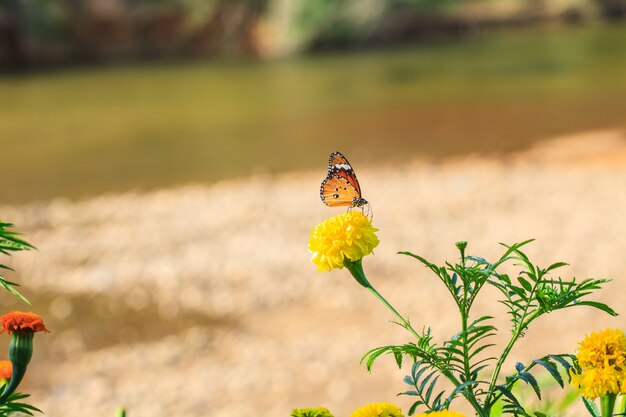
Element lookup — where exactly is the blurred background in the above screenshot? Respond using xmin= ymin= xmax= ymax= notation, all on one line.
xmin=1 ymin=0 xmax=626 ymax=416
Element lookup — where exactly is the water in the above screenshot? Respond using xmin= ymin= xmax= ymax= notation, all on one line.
xmin=0 ymin=24 xmax=625 ymax=204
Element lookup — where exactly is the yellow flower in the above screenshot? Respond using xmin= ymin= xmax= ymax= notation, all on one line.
xmin=570 ymin=367 xmax=625 ymax=398
xmin=577 ymin=329 xmax=626 ymax=370
xmin=309 ymin=211 xmax=379 ymax=272
xmin=350 ymin=402 xmax=403 ymax=417
xmin=570 ymin=328 xmax=626 ymax=398
xmin=414 ymin=412 xmax=466 ymax=417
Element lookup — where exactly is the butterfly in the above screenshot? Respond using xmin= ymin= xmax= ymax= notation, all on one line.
xmin=320 ymin=151 xmax=369 ymax=209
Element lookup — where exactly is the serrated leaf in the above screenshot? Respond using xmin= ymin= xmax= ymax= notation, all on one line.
xmin=572 ymin=301 xmax=617 ymax=316
xmin=444 ymin=380 xmax=475 ymax=406
xmin=413 ymin=364 xmax=430 ymax=382
xmin=495 ymin=385 xmax=524 ymax=410
xmin=582 ymin=396 xmax=600 ymax=417
xmin=509 ymin=285 xmax=527 ymax=299
xmin=419 ymin=371 xmax=437 ymax=392
xmin=393 ymin=350 xmax=403 ymax=369
xmin=432 ymin=390 xmax=445 ymax=409
xmin=549 ymin=355 xmax=573 ymax=374
xmin=518 ymin=371 xmax=541 ymax=399
xmin=533 ymin=359 xmax=563 ymax=388
xmin=425 ymin=376 xmax=440 ymax=402
xmin=408 ymin=401 xmax=421 ymax=416
xmin=518 ymin=277 xmax=533 ymax=291
xmin=545 ymin=262 xmax=568 ymax=272
xmin=0 ymin=280 xmax=30 ymax=304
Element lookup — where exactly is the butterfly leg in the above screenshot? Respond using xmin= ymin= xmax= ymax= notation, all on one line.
xmin=362 ymin=203 xmax=373 ymax=219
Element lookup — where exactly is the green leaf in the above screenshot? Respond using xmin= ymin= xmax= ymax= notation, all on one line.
xmin=582 ymin=397 xmax=601 ymax=417
xmin=393 ymin=349 xmax=403 ymax=369
xmin=408 ymin=401 xmax=421 ymax=416
xmin=571 ymin=301 xmax=618 ymax=316
xmin=533 ymin=359 xmax=563 ymax=388
xmin=444 ymin=380 xmax=475 ymax=406
xmin=549 ymin=355 xmax=574 ymax=374
xmin=544 ymin=262 xmax=568 ymax=273
xmin=425 ymin=376 xmax=440 ymax=402
xmin=361 ymin=346 xmax=388 ymax=371
xmin=419 ymin=371 xmax=437 ymax=393
xmin=518 ymin=277 xmax=533 ymax=291
xmin=509 ymin=285 xmax=528 ymax=300
xmin=0 ymin=279 xmax=30 ymax=304
xmin=518 ymin=371 xmax=541 ymax=399
xmin=432 ymin=390 xmax=445 ymax=409
xmin=399 ymin=252 xmax=440 ymax=276
xmin=495 ymin=385 xmax=525 ymax=411
xmin=495 ymin=240 xmax=535 ymax=267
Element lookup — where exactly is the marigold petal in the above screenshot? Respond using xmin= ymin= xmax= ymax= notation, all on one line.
xmin=0 ymin=360 xmax=11 ymax=381
xmin=309 ymin=212 xmax=379 ymax=272
xmin=571 ymin=328 xmax=626 ymax=398
xmin=350 ymin=402 xmax=403 ymax=417
xmin=0 ymin=311 xmax=49 ymax=335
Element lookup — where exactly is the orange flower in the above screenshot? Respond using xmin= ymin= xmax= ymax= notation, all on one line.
xmin=0 ymin=311 xmax=49 ymax=334
xmin=0 ymin=360 xmax=11 ymax=381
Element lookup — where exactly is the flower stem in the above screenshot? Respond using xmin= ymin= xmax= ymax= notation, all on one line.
xmin=345 ymin=258 xmax=487 ymax=417
xmin=365 ymin=285 xmax=420 ymax=339
xmin=601 ymin=393 xmax=617 ymax=417
xmin=344 ymin=259 xmax=421 ymax=340
xmin=0 ymin=332 xmax=34 ymax=403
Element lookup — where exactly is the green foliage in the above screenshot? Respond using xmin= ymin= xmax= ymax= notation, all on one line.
xmin=360 ymin=240 xmax=615 ymax=417
xmin=291 ymin=406 xmax=335 ymax=417
xmin=491 ymin=370 xmax=580 ymax=417
xmin=296 ymin=0 xmax=384 ymax=47
xmin=0 ymin=221 xmax=33 ymax=304
xmin=0 ymin=221 xmax=40 ymax=415
xmin=390 ymin=0 xmax=462 ymax=11
xmin=0 ymin=393 xmax=41 ymax=417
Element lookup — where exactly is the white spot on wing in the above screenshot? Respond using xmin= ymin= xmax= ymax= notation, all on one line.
xmin=334 ymin=163 xmax=351 ymax=170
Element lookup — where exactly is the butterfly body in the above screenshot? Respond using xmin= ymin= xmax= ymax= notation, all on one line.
xmin=320 ymin=151 xmax=368 ymax=208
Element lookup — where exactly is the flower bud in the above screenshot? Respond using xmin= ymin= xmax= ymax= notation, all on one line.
xmin=0 ymin=312 xmax=49 ymax=403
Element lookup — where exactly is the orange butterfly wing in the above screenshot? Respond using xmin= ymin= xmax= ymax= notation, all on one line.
xmin=320 ymin=151 xmax=366 ymax=207
xmin=328 ymin=152 xmax=362 ymax=196
xmin=320 ymin=175 xmax=361 ymax=207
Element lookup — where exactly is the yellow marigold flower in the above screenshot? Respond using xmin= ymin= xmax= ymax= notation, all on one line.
xmin=414 ymin=412 xmax=466 ymax=417
xmin=577 ymin=329 xmax=626 ymax=370
xmin=0 ymin=360 xmax=11 ymax=381
xmin=350 ymin=402 xmax=403 ymax=417
xmin=309 ymin=211 xmax=379 ymax=272
xmin=570 ymin=328 xmax=626 ymax=398
xmin=570 ymin=367 xmax=625 ymax=398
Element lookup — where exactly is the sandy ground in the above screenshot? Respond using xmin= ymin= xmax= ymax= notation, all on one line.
xmin=1 ymin=129 xmax=626 ymax=417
